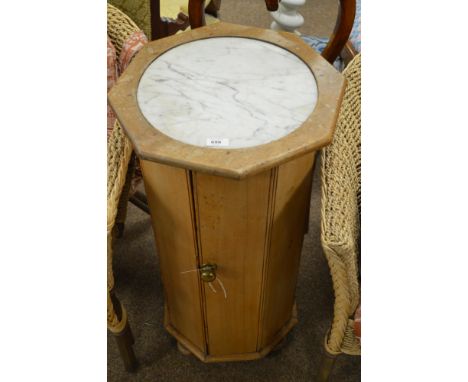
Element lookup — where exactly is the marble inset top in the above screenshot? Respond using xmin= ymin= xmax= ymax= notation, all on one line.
xmin=137 ymin=37 xmax=318 ymax=149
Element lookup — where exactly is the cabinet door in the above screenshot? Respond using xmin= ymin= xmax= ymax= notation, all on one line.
xmin=194 ymin=170 xmax=273 ymax=356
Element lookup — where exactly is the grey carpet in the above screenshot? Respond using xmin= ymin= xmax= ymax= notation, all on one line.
xmin=108 ymin=1 xmax=360 ymax=380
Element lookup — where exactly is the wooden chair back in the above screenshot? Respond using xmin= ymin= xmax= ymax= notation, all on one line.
xmin=188 ymin=0 xmax=356 ymax=64
xmin=150 ymin=0 xmax=189 ymax=40
xmin=151 ymin=0 xmax=222 ymax=40
xmin=108 ymin=0 xmax=192 ymax=40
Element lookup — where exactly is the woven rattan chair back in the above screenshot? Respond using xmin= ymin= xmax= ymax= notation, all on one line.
xmin=107 ymin=3 xmax=141 ymax=56
xmin=317 ymin=53 xmax=361 ymax=382
xmin=107 ymin=4 xmax=140 ymax=371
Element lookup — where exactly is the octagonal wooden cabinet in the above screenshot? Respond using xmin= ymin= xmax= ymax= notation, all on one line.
xmin=108 ymin=22 xmax=345 ymax=362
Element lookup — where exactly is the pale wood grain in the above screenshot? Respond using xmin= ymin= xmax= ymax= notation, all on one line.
xmin=140 ymin=160 xmax=206 ymax=352
xmin=142 ymin=154 xmax=316 ymax=361
xmin=194 ymin=170 xmax=271 ymax=355
xmin=259 ymin=152 xmax=316 ymax=347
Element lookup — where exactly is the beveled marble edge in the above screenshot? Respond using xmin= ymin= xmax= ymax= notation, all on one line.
xmin=108 ymin=22 xmax=346 ymax=179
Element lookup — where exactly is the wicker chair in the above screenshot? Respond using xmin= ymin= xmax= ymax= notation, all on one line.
xmin=107 ymin=4 xmax=142 ymax=371
xmin=317 ymin=54 xmax=361 ymax=381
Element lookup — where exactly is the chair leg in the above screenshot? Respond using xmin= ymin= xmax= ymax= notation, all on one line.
xmin=129 ymin=190 xmax=150 ymax=214
xmin=112 ymin=319 xmax=137 ymax=372
xmin=316 ymin=351 xmax=337 ymax=382
xmin=115 ymin=153 xmax=137 ymax=238
xmin=108 ymin=290 xmax=137 ymax=372
xmin=114 ymin=222 xmax=125 ymax=239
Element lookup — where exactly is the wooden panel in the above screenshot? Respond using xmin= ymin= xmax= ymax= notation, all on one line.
xmin=194 ymin=170 xmax=272 ymax=356
xmin=259 ymin=152 xmax=316 ymax=347
xmin=140 ymin=160 xmax=206 ymax=352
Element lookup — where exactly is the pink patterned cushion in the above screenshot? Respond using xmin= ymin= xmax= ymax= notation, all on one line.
xmin=107 ymin=37 xmax=119 ymax=139
xmin=107 ymin=31 xmax=148 ymax=140
xmin=119 ymin=30 xmax=148 ymax=73
xmin=354 ymin=303 xmax=361 ymax=342
xmin=116 ymin=30 xmax=148 ymax=192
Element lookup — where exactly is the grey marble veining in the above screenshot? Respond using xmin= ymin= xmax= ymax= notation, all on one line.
xmin=137 ymin=37 xmax=317 ymax=148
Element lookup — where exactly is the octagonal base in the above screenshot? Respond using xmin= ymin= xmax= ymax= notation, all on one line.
xmin=166 ymin=304 xmax=298 ymax=362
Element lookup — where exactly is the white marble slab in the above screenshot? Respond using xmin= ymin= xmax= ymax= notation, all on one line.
xmin=137 ymin=37 xmax=317 ymax=148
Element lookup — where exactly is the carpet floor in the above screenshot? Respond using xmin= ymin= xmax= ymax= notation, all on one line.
xmin=108 ymin=1 xmax=360 ymax=381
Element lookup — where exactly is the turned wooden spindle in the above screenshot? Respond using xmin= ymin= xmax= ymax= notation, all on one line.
xmin=270 ymin=0 xmax=306 ymax=35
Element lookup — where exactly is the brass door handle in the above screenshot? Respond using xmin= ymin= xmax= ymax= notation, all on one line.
xmin=200 ymin=263 xmax=217 ymax=282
